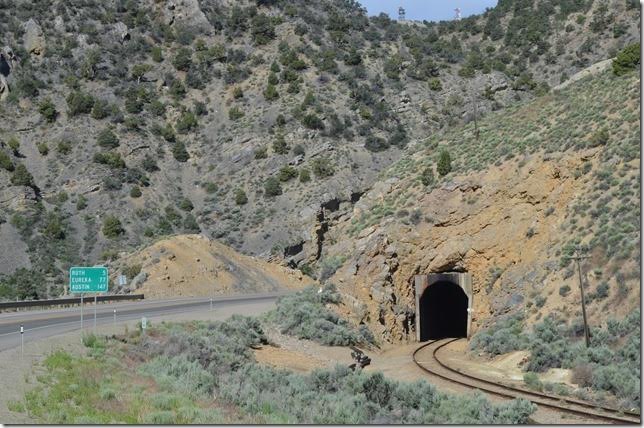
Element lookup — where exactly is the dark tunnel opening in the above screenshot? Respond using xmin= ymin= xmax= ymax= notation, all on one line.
xmin=419 ymin=281 xmax=468 ymax=341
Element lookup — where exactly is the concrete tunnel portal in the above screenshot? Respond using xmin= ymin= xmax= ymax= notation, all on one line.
xmin=414 ymin=273 xmax=473 ymax=341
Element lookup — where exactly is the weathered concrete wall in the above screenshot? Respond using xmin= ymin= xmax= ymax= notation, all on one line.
xmin=414 ymin=272 xmax=473 ymax=341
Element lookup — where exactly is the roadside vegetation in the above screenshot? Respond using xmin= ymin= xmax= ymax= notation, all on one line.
xmin=470 ymin=309 xmax=640 ymax=410
xmin=262 ymin=283 xmax=374 ymax=346
xmin=13 ymin=314 xmax=536 ymax=424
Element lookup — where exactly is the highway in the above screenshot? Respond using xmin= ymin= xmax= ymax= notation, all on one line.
xmin=0 ymin=292 xmax=289 ymax=351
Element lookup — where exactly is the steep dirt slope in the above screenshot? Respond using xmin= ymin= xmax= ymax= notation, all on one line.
xmin=317 ymin=69 xmax=640 ymax=342
xmin=110 ymin=234 xmax=314 ymax=298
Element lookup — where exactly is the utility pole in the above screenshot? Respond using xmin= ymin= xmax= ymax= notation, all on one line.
xmin=570 ymin=246 xmax=591 ymax=347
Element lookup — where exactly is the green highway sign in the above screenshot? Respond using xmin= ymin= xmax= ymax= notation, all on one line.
xmin=69 ymin=267 xmax=108 ymax=293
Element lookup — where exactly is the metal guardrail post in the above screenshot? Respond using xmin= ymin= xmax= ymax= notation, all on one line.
xmin=20 ymin=324 xmax=24 ymax=360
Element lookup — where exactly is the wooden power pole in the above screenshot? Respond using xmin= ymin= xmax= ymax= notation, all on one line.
xmin=570 ymin=246 xmax=591 ymax=347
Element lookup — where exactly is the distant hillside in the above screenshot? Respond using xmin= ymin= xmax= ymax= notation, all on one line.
xmin=0 ymin=0 xmax=639 ymax=299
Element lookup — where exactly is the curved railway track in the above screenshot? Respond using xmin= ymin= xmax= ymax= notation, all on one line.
xmin=413 ymin=338 xmax=640 ymax=424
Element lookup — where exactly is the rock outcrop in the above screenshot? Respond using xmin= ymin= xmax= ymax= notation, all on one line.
xmin=23 ymin=19 xmax=45 ymax=57
xmin=326 ymin=149 xmax=611 ymax=343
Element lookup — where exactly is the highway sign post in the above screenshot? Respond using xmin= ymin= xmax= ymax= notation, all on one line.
xmin=69 ymin=267 xmax=109 ymax=335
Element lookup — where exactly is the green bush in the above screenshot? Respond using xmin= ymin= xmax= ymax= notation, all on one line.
xmin=66 ymin=91 xmax=95 ymax=116
xmin=558 ymin=285 xmax=571 ymax=296
xmin=183 ymin=214 xmax=200 ymax=232
xmin=91 ymin=99 xmax=111 ymax=119
xmin=264 ymin=284 xmax=374 ymax=346
xmin=232 ymin=86 xmax=243 ymax=99
xmin=263 ymin=83 xmax=279 ymax=101
xmin=612 ymin=43 xmax=640 ymax=76
xmin=11 ymin=164 xmax=34 ymax=187
xmin=203 ymin=182 xmax=218 ymax=194
xmin=228 ymin=107 xmax=244 ymax=121
xmin=301 ymin=114 xmax=324 ymax=130
xmin=76 ymin=195 xmax=87 ymax=211
xmin=102 ymin=215 xmax=124 ymax=238
xmin=178 ymin=198 xmax=194 ymax=211
xmin=122 ymin=264 xmax=142 ymax=279
xmin=0 ymin=151 xmax=14 ymax=171
xmin=37 ymin=142 xmax=49 ymax=155
xmin=264 ymin=176 xmax=282 ymax=197
xmin=38 ymin=98 xmax=58 ymax=122
xmin=420 ymin=167 xmax=434 ymax=186
xmin=173 ymin=47 xmax=193 ymax=71
xmin=428 ymin=78 xmax=442 ymax=91
xmin=523 ymin=372 xmax=543 ymax=391
xmin=278 ymin=166 xmax=298 ymax=182
xmin=251 ymin=13 xmax=276 ymax=45
xmin=93 ymin=151 xmax=125 ymax=169
xmin=311 ymin=157 xmax=335 ymax=178
xmin=590 ymin=128 xmax=609 ymax=147
xmin=172 ymin=142 xmax=189 ymax=162
xmin=234 ymin=189 xmax=248 ymax=205
xmin=272 ymin=135 xmax=288 ymax=154
xmin=437 ymin=150 xmax=452 ymax=176
xmin=96 ymin=128 xmax=119 ymax=148
xmin=8 ymin=137 xmax=20 ymax=155
xmin=470 ymin=313 xmax=529 ymax=356
xmin=299 ymin=168 xmax=311 ymax=183
xmin=131 ymin=63 xmax=152 ymax=82
xmin=175 ymin=112 xmax=198 ymax=133
xmin=130 ymin=186 xmax=142 ymax=198
xmin=254 ymin=146 xmax=268 ymax=159
xmin=151 ymin=46 xmax=163 ymax=62
xmin=319 ymin=255 xmax=345 ymax=281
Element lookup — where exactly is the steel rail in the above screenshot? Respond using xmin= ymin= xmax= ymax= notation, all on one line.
xmin=413 ymin=339 xmax=640 ymax=424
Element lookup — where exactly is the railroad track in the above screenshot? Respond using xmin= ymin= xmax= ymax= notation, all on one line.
xmin=413 ymin=338 xmax=641 ymax=424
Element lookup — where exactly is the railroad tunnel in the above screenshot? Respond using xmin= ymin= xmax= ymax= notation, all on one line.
xmin=414 ymin=273 xmax=473 ymax=341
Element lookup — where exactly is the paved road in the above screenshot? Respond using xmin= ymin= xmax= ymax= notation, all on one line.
xmin=0 ymin=292 xmax=288 ymax=351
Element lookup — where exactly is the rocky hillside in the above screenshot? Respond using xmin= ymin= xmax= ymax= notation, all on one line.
xmin=0 ymin=0 xmax=639 ymax=299
xmin=319 ymin=66 xmax=640 ymax=343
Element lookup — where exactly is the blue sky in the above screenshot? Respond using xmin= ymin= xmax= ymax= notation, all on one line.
xmin=358 ymin=1 xmax=499 ymax=22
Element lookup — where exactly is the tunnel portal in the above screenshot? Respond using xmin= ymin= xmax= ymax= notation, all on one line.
xmin=414 ymin=273 xmax=473 ymax=342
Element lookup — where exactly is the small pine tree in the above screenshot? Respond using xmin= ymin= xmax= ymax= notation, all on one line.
xmin=437 ymin=150 xmax=452 ymax=176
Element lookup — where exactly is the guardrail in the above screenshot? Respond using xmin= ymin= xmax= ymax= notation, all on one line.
xmin=0 ymin=294 xmax=144 ymax=310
